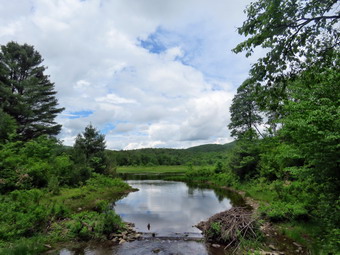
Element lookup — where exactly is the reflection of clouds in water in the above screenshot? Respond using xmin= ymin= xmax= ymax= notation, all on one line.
xmin=114 ymin=180 xmax=231 ymax=235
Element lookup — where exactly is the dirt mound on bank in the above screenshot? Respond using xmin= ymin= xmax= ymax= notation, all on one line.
xmin=196 ymin=207 xmax=259 ymax=248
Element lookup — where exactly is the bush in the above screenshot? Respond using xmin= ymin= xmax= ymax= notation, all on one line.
xmin=0 ymin=189 xmax=48 ymax=240
xmin=212 ymin=173 xmax=238 ymax=187
xmin=214 ymin=161 xmax=224 ymax=174
xmin=67 ymin=209 xmax=124 ymax=240
xmin=260 ymin=201 xmax=309 ymax=222
xmin=85 ymin=173 xmax=130 ymax=189
xmin=186 ymin=168 xmax=214 ymax=178
xmin=207 ymin=222 xmax=222 ymax=241
xmin=0 ymin=237 xmax=45 ymax=255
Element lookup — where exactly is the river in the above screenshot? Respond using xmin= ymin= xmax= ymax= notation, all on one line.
xmin=59 ymin=179 xmax=244 ymax=255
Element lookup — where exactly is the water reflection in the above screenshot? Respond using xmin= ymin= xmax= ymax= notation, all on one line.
xmin=114 ymin=180 xmax=232 ymax=236
xmin=59 ymin=180 xmax=245 ymax=255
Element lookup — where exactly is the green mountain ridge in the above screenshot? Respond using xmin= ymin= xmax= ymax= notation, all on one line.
xmin=106 ymin=141 xmax=236 ymax=166
xmin=185 ymin=141 xmax=236 ymax=153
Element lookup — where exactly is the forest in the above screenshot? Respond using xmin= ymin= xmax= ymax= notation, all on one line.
xmin=107 ymin=142 xmax=235 ymax=166
xmin=0 ymin=0 xmax=339 ymax=254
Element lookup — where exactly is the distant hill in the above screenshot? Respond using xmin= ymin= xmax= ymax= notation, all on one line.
xmin=186 ymin=141 xmax=236 ymax=153
xmin=106 ymin=141 xmax=236 ymax=166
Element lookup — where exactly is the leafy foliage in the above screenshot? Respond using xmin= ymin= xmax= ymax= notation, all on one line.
xmin=0 ymin=174 xmax=129 ymax=253
xmin=233 ymin=0 xmax=339 ymax=83
xmin=66 ymin=208 xmax=124 ymax=241
xmin=281 ymin=66 xmax=340 ymax=182
xmin=0 ymin=136 xmax=73 ymax=193
xmin=227 ymin=1 xmax=339 ymax=252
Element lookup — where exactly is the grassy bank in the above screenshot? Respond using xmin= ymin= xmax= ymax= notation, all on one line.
xmin=0 ymin=174 xmax=133 ymax=255
xmin=117 ymin=165 xmax=188 ymax=174
xmin=118 ymin=165 xmax=329 ymax=254
xmin=181 ymin=168 xmax=333 ymax=254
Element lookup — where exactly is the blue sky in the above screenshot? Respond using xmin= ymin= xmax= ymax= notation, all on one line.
xmin=0 ymin=0 xmax=255 ymax=150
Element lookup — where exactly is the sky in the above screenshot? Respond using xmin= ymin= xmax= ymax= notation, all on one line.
xmin=0 ymin=0 xmax=258 ymax=150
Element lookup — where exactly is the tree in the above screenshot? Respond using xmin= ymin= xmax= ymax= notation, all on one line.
xmin=228 ymin=79 xmax=263 ymax=140
xmin=0 ymin=41 xmax=64 ymax=140
xmin=233 ymin=0 xmax=339 ymax=121
xmin=230 ymin=1 xmax=340 ymax=250
xmin=0 ymin=109 xmax=17 ymax=143
xmin=280 ymin=65 xmax=340 ymax=182
xmin=74 ymin=124 xmax=107 ymax=174
xmin=233 ymin=0 xmax=339 ymax=84
xmin=0 ymin=136 xmax=74 ymax=193
xmin=227 ymin=138 xmax=262 ymax=181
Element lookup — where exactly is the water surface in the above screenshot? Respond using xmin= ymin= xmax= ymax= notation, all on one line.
xmin=114 ymin=180 xmax=232 ymax=237
xmin=59 ymin=179 xmax=243 ymax=255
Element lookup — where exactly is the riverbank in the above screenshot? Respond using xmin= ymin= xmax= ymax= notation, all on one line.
xmin=56 ymin=178 xmax=235 ymax=255
xmin=0 ymin=174 xmax=135 ymax=255
xmin=120 ymin=166 xmax=329 ymax=254
xmin=119 ymin=165 xmax=320 ymax=254
xmin=0 ymin=166 xmax=327 ymax=255
xmin=117 ymin=166 xmax=317 ymax=254
xmin=117 ymin=165 xmax=188 ymax=174
xmin=179 ymin=169 xmax=323 ymax=254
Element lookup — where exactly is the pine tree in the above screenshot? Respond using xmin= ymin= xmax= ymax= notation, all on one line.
xmin=0 ymin=109 xmax=17 ymax=143
xmin=228 ymin=79 xmax=263 ymax=140
xmin=0 ymin=41 xmax=64 ymax=140
xmin=74 ymin=124 xmax=107 ymax=174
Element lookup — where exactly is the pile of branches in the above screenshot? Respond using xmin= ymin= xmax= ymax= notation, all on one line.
xmin=196 ymin=207 xmax=258 ymax=249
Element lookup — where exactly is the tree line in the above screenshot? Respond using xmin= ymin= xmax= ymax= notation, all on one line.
xmin=107 ymin=145 xmax=234 ymax=167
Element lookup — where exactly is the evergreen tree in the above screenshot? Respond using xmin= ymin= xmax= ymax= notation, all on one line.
xmin=74 ymin=124 xmax=107 ymax=174
xmin=0 ymin=41 xmax=64 ymax=140
xmin=228 ymin=79 xmax=263 ymax=140
xmin=0 ymin=109 xmax=17 ymax=143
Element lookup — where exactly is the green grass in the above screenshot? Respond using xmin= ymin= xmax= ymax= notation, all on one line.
xmin=46 ymin=176 xmax=131 ymax=212
xmin=236 ymin=182 xmax=276 ymax=203
xmin=233 ymin=181 xmax=325 ymax=254
xmin=277 ymin=221 xmax=322 ymax=254
xmin=117 ymin=165 xmax=188 ymax=174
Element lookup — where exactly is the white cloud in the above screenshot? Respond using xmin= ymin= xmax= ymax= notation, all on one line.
xmin=0 ymin=0 xmax=254 ymax=149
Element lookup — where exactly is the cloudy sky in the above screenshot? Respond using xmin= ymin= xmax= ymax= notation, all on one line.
xmin=0 ymin=0 xmax=257 ymax=150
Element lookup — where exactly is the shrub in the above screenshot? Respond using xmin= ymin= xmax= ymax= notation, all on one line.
xmin=260 ymin=201 xmax=309 ymax=222
xmin=212 ymin=173 xmax=239 ymax=187
xmin=67 ymin=209 xmax=124 ymax=240
xmin=0 ymin=190 xmax=49 ymax=240
xmin=0 ymin=237 xmax=45 ymax=255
